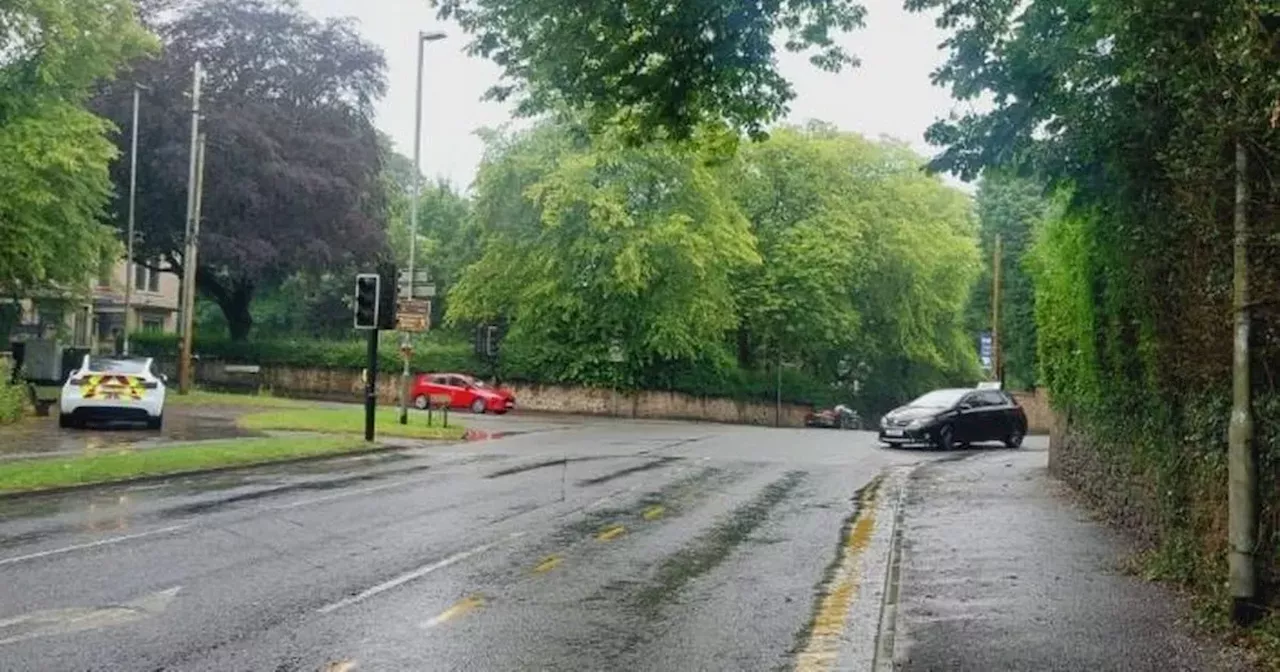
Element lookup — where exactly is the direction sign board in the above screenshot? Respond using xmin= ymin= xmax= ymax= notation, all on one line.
xmin=396 ymin=298 xmax=431 ymax=333
xmin=397 ymin=269 xmax=432 ymax=286
xmin=978 ymin=332 xmax=993 ymax=369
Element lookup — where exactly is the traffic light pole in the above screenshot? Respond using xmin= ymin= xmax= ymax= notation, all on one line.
xmin=365 ymin=328 xmax=378 ymax=442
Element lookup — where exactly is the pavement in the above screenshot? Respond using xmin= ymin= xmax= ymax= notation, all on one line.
xmin=887 ymin=446 xmax=1253 ymax=672
xmin=0 ymin=412 xmax=1250 ymax=671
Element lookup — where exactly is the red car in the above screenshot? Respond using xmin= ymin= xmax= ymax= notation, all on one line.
xmin=410 ymin=373 xmax=515 ymax=414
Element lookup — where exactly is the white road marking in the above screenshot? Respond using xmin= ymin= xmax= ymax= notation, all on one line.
xmin=316 ymin=533 xmax=523 ymax=615
xmin=0 ymin=524 xmax=192 ymax=568
xmin=0 ymin=586 xmax=181 ymax=646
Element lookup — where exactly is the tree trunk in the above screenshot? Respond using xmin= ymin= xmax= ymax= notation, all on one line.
xmin=736 ymin=326 xmax=753 ymax=368
xmin=216 ymin=283 xmax=255 ymax=341
xmin=1228 ymin=138 xmax=1257 ymax=625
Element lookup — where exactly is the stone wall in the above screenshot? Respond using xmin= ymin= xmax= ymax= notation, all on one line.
xmin=1047 ymin=414 xmax=1163 ymax=544
xmin=1010 ymin=388 xmax=1054 ymax=435
xmin=502 ymin=382 xmax=812 ymax=427
xmin=192 ymin=360 xmax=813 ymax=427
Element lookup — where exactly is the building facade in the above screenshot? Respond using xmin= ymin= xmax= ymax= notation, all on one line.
xmin=6 ymin=259 xmax=180 ymax=353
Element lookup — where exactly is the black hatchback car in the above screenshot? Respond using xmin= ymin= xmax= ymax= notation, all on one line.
xmin=879 ymin=387 xmax=1027 ymax=450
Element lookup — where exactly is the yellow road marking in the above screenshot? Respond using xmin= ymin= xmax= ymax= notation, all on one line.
xmin=533 ymin=555 xmax=562 ymax=573
xmin=596 ymin=524 xmax=627 ymax=541
xmin=422 ymin=595 xmax=484 ymax=629
xmin=320 ymin=660 xmax=358 ymax=672
xmin=794 ymin=483 xmax=881 ymax=672
xmin=641 ymin=505 xmax=665 ymax=521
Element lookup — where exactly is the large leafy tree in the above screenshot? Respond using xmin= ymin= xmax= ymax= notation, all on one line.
xmin=726 ymin=124 xmax=980 ymax=408
xmin=432 ymin=0 xmax=866 ymax=140
xmin=724 ymin=124 xmax=866 ymax=375
xmin=93 ymin=0 xmax=388 ymax=340
xmin=448 ymin=122 xmax=759 ymax=386
xmin=0 ymin=0 xmax=155 ymax=297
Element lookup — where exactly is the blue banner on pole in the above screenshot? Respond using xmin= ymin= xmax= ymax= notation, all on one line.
xmin=978 ymin=332 xmax=993 ymax=369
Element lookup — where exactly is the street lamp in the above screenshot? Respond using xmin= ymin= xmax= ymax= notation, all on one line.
xmin=406 ymin=30 xmax=447 ymax=303
xmin=123 ymin=82 xmax=150 ymax=356
xmin=400 ymin=30 xmax=446 ymax=425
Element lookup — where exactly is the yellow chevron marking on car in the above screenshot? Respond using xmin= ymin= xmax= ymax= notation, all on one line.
xmin=81 ymin=375 xmax=103 ymax=400
xmin=82 ymin=375 xmax=143 ymax=401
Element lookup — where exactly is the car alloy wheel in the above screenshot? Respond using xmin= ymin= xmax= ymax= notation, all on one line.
xmin=471 ymin=398 xmax=487 ymax=414
xmin=937 ymin=424 xmax=955 ymax=451
xmin=1005 ymin=430 xmax=1024 ymax=449
xmin=414 ymin=395 xmax=429 ymax=410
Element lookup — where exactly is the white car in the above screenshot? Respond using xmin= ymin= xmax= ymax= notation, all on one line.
xmin=59 ymin=355 xmax=167 ymax=429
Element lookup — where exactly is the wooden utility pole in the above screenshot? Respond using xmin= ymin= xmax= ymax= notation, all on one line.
xmin=177 ymin=61 xmax=202 ymax=394
xmin=1228 ymin=139 xmax=1256 ymax=624
xmin=991 ymin=233 xmax=1003 ymax=383
xmin=178 ymin=133 xmax=206 ymax=394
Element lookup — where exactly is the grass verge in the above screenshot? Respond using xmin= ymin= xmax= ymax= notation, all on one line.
xmin=166 ymin=389 xmax=307 ymax=409
xmin=237 ymin=407 xmax=467 ymax=440
xmin=0 ymin=436 xmax=378 ymax=495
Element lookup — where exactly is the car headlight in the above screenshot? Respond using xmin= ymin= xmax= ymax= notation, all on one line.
xmin=907 ymin=417 xmax=931 ymax=430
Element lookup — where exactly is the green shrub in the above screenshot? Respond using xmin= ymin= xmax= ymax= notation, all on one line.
xmin=129 ymin=331 xmax=481 ymax=374
xmin=0 ymin=360 xmax=27 ymax=425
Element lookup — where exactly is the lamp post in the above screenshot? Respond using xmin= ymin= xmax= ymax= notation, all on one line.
xmin=399 ymin=30 xmax=446 ymax=425
xmin=123 ymin=82 xmax=150 ymax=356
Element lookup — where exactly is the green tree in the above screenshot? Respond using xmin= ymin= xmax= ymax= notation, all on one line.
xmin=448 ymin=122 xmax=759 ymax=386
xmin=0 ymin=0 xmax=155 ymax=297
xmin=431 ymin=0 xmax=866 ymax=140
xmin=724 ymin=124 xmax=866 ymax=378
xmin=726 ymin=124 xmax=981 ymax=410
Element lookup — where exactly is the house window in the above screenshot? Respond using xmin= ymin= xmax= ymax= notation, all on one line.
xmin=134 ymin=262 xmax=162 ymax=293
xmin=142 ymin=317 xmax=163 ymax=333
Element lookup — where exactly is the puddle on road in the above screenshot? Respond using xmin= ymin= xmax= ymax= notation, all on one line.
xmin=0 ymin=408 xmax=258 ymax=460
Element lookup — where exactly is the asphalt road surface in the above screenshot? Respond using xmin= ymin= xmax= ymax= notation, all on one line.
xmin=0 ymin=415 xmax=1024 ymax=672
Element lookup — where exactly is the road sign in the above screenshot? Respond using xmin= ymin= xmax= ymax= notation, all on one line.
xmin=398 ymin=269 xmax=432 ymax=286
xmin=978 ymin=332 xmax=993 ymax=369
xmin=396 ymin=298 xmax=431 ymax=332
xmin=397 ymin=269 xmax=436 ymax=297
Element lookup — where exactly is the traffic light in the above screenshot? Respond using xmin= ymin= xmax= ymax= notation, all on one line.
xmin=354 ymin=273 xmax=380 ymax=330
xmin=485 ymin=325 xmax=499 ymax=357
xmin=376 ymin=262 xmax=398 ymax=331
xmin=474 ymin=324 xmax=500 ymax=358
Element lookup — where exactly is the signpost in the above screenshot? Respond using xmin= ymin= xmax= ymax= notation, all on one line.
xmin=395 ymin=271 xmax=435 ymax=425
xmin=979 ymin=332 xmax=993 ymax=371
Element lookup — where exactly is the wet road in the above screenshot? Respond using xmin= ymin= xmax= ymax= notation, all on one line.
xmin=0 ymin=416 xmax=998 ymax=671
xmin=0 ymin=405 xmax=256 ymax=461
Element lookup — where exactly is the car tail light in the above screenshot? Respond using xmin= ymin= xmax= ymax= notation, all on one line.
xmin=68 ymin=377 xmax=85 ymax=386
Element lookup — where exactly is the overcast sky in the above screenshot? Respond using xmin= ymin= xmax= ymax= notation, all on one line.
xmin=297 ymin=0 xmax=967 ymax=191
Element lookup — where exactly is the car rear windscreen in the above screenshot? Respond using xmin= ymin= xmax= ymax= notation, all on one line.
xmin=86 ymin=358 xmax=149 ymax=375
